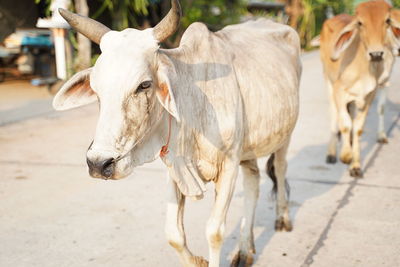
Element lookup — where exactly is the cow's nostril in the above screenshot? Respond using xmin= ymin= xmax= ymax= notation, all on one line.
xmin=101 ymin=158 xmax=115 ymax=178
xmin=87 ymin=157 xmax=115 ymax=178
xmin=369 ymin=51 xmax=384 ymax=61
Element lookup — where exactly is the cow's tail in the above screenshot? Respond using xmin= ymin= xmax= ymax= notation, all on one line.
xmin=266 ymin=153 xmax=290 ymax=198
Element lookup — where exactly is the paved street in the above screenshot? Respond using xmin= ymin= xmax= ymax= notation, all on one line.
xmin=0 ymin=51 xmax=399 ymax=267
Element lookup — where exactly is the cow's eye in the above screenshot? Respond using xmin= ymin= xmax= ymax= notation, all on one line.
xmin=137 ymin=81 xmax=152 ymax=92
xmin=386 ymin=18 xmax=391 ymax=25
xmin=358 ymin=21 xmax=362 ymax=26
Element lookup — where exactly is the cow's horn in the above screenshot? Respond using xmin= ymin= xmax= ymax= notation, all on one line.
xmin=153 ymin=0 xmax=181 ymax=42
xmin=58 ymin=8 xmax=110 ymax=44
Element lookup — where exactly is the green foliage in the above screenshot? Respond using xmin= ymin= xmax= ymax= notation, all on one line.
xmin=35 ymin=0 xmax=52 ymax=17
xmin=298 ymin=0 xmax=355 ymax=48
xmin=92 ymin=0 xmax=150 ymax=30
xmin=393 ymin=0 xmax=400 ymax=8
xmin=180 ymin=0 xmax=246 ymax=30
xmin=93 ymin=0 xmax=245 ymax=32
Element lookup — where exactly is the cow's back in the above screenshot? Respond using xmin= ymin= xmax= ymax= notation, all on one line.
xmin=166 ymin=19 xmax=301 ymax=164
xmin=217 ymin=19 xmax=302 ymax=158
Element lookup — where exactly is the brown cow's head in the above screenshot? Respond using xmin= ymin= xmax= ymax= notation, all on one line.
xmin=332 ymin=0 xmax=400 ymax=61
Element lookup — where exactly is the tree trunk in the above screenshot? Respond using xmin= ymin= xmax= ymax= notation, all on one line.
xmin=74 ymin=0 xmax=91 ymax=71
xmin=289 ymin=0 xmax=303 ymax=29
xmin=277 ymin=0 xmax=303 ymax=29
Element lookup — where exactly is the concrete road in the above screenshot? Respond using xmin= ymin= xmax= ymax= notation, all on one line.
xmin=0 ymin=51 xmax=399 ymax=267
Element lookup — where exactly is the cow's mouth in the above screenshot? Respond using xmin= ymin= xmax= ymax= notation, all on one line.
xmin=86 ymin=139 xmax=134 ymax=180
xmin=86 ymin=152 xmax=134 ymax=180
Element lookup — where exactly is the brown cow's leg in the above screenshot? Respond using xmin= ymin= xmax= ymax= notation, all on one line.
xmin=377 ymin=87 xmax=388 ymax=143
xmin=350 ymin=91 xmax=376 ymax=178
xmin=326 ymin=80 xmax=339 ymax=164
xmin=337 ymin=102 xmax=353 ymax=165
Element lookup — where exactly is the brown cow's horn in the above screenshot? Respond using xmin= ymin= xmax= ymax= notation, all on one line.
xmin=58 ymin=8 xmax=110 ymax=44
xmin=153 ymin=0 xmax=181 ymax=42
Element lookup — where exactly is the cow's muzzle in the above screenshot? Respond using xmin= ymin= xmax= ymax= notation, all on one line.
xmin=369 ymin=51 xmax=384 ymax=62
xmin=87 ymin=156 xmax=115 ymax=179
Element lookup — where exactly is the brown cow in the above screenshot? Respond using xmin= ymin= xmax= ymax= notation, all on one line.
xmin=320 ymin=0 xmax=400 ymax=178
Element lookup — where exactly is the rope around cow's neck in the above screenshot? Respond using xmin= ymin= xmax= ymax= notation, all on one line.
xmin=159 ymin=112 xmax=172 ymax=157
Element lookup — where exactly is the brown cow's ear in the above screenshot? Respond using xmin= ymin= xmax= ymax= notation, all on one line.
xmin=390 ymin=25 xmax=400 ymax=55
xmin=331 ymin=20 xmax=358 ymax=61
xmin=392 ymin=25 xmax=400 ymax=38
xmin=390 ymin=9 xmax=400 ymax=29
xmin=155 ymin=55 xmax=180 ymax=122
xmin=53 ymin=68 xmax=97 ymax=111
xmin=389 ymin=10 xmax=400 ymax=55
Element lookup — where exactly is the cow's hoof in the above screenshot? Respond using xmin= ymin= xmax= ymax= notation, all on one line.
xmin=326 ymin=155 xmax=337 ymax=164
xmin=377 ymin=137 xmax=388 ymax=144
xmin=191 ymin=256 xmax=209 ymax=267
xmin=349 ymin=168 xmax=363 ymax=178
xmin=231 ymin=251 xmax=254 ymax=267
xmin=275 ymin=217 xmax=293 ymax=232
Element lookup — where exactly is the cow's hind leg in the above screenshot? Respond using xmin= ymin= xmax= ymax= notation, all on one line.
xmin=377 ymin=86 xmax=388 ymax=143
xmin=231 ymin=159 xmax=260 ymax=267
xmin=165 ymin=177 xmax=208 ymax=267
xmin=267 ymin=140 xmax=292 ymax=232
xmin=207 ymin=158 xmax=239 ymax=267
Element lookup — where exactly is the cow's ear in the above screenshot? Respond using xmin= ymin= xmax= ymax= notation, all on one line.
xmin=53 ymin=68 xmax=97 ymax=111
xmin=155 ymin=55 xmax=180 ymax=122
xmin=389 ymin=10 xmax=400 ymax=54
xmin=331 ymin=20 xmax=358 ymax=61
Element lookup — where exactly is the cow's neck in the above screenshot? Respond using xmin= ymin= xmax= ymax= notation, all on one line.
xmin=130 ymin=109 xmax=176 ymax=167
xmin=350 ymin=36 xmax=391 ymax=83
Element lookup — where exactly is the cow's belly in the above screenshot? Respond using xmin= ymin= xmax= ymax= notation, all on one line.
xmin=240 ymin=83 xmax=299 ymax=160
xmin=192 ymin=105 xmax=297 ymax=180
xmin=240 ymin=115 xmax=297 ymax=160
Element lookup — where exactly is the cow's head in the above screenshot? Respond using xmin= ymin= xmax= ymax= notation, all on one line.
xmin=331 ymin=0 xmax=400 ymax=61
xmin=53 ymin=0 xmax=181 ymax=179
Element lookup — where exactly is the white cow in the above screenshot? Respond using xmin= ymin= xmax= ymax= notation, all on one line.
xmin=53 ymin=1 xmax=301 ymax=266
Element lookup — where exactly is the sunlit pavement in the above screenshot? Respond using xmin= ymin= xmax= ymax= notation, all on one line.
xmin=0 ymin=51 xmax=399 ymax=267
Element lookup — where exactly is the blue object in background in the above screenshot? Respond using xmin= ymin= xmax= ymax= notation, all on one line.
xmin=21 ymin=35 xmax=53 ymax=47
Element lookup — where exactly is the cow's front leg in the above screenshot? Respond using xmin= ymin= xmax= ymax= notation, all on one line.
xmin=337 ymin=101 xmax=353 ymax=164
xmin=165 ymin=176 xmax=208 ymax=267
xmin=377 ymin=86 xmax=388 ymax=143
xmin=326 ymin=79 xmax=339 ymax=163
xmin=207 ymin=159 xmax=239 ymax=267
xmin=350 ymin=92 xmax=375 ymax=178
